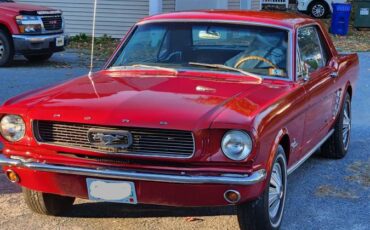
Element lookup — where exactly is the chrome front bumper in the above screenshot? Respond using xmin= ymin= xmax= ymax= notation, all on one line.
xmin=12 ymin=34 xmax=68 ymax=54
xmin=0 ymin=154 xmax=266 ymax=185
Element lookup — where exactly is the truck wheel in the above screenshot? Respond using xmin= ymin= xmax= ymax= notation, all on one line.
xmin=22 ymin=188 xmax=75 ymax=216
xmin=25 ymin=53 xmax=53 ymax=62
xmin=321 ymin=92 xmax=351 ymax=159
xmin=308 ymin=1 xmax=329 ymax=18
xmin=0 ymin=29 xmax=14 ymax=67
xmin=237 ymin=146 xmax=287 ymax=230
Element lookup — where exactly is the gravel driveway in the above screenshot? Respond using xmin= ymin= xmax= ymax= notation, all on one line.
xmin=0 ymin=52 xmax=369 ymax=230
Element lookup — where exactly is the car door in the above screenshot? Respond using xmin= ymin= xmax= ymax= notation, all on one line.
xmin=297 ymin=25 xmax=338 ymax=154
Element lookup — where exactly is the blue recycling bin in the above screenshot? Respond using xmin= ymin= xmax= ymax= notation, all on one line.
xmin=330 ymin=3 xmax=352 ymax=36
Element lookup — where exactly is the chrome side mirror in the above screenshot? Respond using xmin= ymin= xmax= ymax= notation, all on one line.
xmin=329 ymin=56 xmax=339 ymax=78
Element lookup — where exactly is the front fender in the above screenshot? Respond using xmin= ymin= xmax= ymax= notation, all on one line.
xmin=266 ymin=128 xmax=289 ymax=174
xmin=0 ymin=16 xmax=19 ymax=34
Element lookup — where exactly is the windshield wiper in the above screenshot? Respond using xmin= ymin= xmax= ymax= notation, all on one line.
xmin=188 ymin=62 xmax=262 ymax=83
xmin=110 ymin=64 xmax=178 ymax=74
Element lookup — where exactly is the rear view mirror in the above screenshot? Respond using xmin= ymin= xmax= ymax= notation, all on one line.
xmin=198 ymin=30 xmax=221 ymax=40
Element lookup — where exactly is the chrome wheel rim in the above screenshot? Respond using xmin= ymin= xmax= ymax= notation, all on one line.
xmin=343 ymin=100 xmax=351 ymax=150
xmin=312 ymin=4 xmax=325 ymax=18
xmin=0 ymin=39 xmax=4 ymax=59
xmin=269 ymin=162 xmax=283 ymax=220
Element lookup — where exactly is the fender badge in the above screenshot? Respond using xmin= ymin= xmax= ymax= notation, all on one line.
xmin=53 ymin=114 xmax=61 ymax=118
xmin=160 ymin=121 xmax=168 ymax=125
xmin=291 ymin=138 xmax=298 ymax=149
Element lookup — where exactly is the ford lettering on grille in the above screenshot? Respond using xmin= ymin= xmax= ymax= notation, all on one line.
xmin=87 ymin=129 xmax=133 ymax=149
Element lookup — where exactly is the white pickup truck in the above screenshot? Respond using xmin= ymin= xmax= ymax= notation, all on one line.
xmin=297 ymin=0 xmax=347 ymax=18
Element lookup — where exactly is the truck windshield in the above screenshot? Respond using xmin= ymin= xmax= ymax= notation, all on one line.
xmin=110 ymin=22 xmax=289 ymax=78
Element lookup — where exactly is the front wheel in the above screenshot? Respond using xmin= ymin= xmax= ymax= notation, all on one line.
xmin=23 ymin=188 xmax=75 ymax=216
xmin=237 ymin=146 xmax=287 ymax=230
xmin=0 ymin=29 xmax=14 ymax=67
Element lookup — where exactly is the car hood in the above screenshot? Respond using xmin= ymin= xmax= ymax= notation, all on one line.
xmin=3 ymin=70 xmax=291 ymax=131
xmin=0 ymin=3 xmax=54 ymax=14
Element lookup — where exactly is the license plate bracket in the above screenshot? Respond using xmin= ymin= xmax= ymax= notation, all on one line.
xmin=56 ymin=36 xmax=65 ymax=47
xmin=86 ymin=178 xmax=137 ymax=204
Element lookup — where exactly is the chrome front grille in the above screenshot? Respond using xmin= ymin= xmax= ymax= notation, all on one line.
xmin=34 ymin=121 xmax=195 ymax=158
xmin=41 ymin=15 xmax=63 ymax=31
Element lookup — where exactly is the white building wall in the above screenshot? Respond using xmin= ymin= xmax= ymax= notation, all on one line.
xmin=17 ymin=0 xmax=261 ymax=38
xmin=228 ymin=0 xmax=241 ymax=9
xmin=17 ymin=0 xmax=149 ymax=38
xmin=163 ymin=0 xmax=176 ymax=12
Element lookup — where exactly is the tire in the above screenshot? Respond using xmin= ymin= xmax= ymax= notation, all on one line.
xmin=237 ymin=146 xmax=287 ymax=230
xmin=25 ymin=53 xmax=53 ymax=62
xmin=308 ymin=1 xmax=329 ymax=18
xmin=321 ymin=92 xmax=351 ymax=159
xmin=0 ymin=29 xmax=14 ymax=67
xmin=22 ymin=188 xmax=75 ymax=216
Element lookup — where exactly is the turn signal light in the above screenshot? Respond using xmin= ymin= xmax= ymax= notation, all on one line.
xmin=224 ymin=190 xmax=241 ymax=204
xmin=6 ymin=170 xmax=20 ymax=183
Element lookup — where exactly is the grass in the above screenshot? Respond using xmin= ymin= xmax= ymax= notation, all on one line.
xmin=68 ymin=33 xmax=120 ymax=61
xmin=321 ymin=19 xmax=370 ymax=52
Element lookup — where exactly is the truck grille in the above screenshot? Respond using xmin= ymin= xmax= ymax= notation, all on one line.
xmin=41 ymin=15 xmax=62 ymax=31
xmin=34 ymin=121 xmax=195 ymax=158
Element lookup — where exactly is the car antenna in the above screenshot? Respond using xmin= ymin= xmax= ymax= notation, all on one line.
xmin=88 ymin=0 xmax=100 ymax=98
xmin=88 ymin=0 xmax=98 ymax=78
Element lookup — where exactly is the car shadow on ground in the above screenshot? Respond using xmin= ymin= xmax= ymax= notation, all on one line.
xmin=64 ymin=151 xmax=330 ymax=220
xmin=8 ymin=52 xmax=105 ymax=69
xmin=9 ymin=57 xmax=76 ymax=69
xmin=67 ymin=202 xmax=235 ymax=219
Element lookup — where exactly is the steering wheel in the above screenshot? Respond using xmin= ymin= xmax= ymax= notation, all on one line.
xmin=234 ymin=55 xmax=278 ymax=69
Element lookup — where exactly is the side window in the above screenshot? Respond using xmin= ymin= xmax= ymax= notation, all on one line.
xmin=297 ymin=26 xmax=326 ymax=73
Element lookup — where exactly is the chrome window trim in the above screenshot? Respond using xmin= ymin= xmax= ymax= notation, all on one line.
xmin=111 ymin=19 xmax=294 ymax=82
xmin=31 ymin=120 xmax=196 ymax=159
xmin=295 ymin=22 xmax=332 ymax=81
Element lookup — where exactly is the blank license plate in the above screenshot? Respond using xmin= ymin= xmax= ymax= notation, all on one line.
xmin=56 ymin=36 xmax=65 ymax=47
xmin=86 ymin=178 xmax=137 ymax=204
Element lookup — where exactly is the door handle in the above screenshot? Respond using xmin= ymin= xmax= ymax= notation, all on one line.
xmin=330 ymin=71 xmax=338 ymax=78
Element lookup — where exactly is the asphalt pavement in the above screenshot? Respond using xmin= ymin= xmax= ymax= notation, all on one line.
xmin=0 ymin=51 xmax=369 ymax=230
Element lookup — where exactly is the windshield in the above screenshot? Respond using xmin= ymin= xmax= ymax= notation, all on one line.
xmin=110 ymin=22 xmax=289 ymax=78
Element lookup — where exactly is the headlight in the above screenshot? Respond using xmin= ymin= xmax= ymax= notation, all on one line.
xmin=0 ymin=115 xmax=26 ymax=142
xmin=16 ymin=15 xmax=42 ymax=33
xmin=221 ymin=130 xmax=253 ymax=161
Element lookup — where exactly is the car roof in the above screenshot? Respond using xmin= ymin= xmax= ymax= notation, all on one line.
xmin=141 ymin=10 xmax=316 ymax=29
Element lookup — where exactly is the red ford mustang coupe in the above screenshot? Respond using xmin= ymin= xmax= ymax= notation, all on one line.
xmin=0 ymin=11 xmax=358 ymax=230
